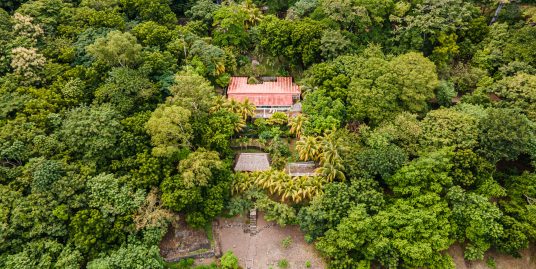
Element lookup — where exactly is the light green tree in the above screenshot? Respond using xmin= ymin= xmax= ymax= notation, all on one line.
xmin=86 ymin=30 xmax=142 ymax=67
xmin=145 ymin=104 xmax=192 ymax=157
xmin=420 ymin=108 xmax=479 ymax=150
xmin=348 ymin=52 xmax=438 ymax=125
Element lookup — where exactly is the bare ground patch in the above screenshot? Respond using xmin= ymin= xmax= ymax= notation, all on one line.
xmin=216 ymin=212 xmax=326 ymax=269
xmin=448 ymin=244 xmax=536 ymax=269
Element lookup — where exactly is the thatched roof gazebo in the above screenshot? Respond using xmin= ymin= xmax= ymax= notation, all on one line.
xmin=234 ymin=153 xmax=271 ymax=172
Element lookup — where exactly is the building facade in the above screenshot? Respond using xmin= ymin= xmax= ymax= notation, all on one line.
xmin=227 ymin=77 xmax=300 ymax=118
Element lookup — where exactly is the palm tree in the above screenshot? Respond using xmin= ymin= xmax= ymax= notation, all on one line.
xmin=303 ymin=176 xmax=324 ymax=200
xmin=319 ymin=137 xmax=340 ymax=166
xmin=240 ymin=0 xmax=262 ymax=29
xmin=233 ymin=118 xmax=246 ymax=133
xmin=296 ymin=136 xmax=320 ymax=162
xmin=318 ymin=131 xmax=347 ymax=165
xmin=239 ymin=98 xmax=256 ymax=120
xmin=227 ymin=99 xmax=241 ymax=115
xmin=316 ymin=159 xmax=345 ymax=182
xmin=215 ymin=62 xmax=226 ymax=75
xmin=289 ymin=114 xmax=306 ymax=138
xmin=210 ymin=95 xmax=227 ymax=113
xmin=280 ymin=180 xmax=295 ymax=203
xmin=255 ymin=171 xmax=274 ymax=192
xmin=232 ymin=172 xmax=254 ymax=194
xmin=271 ymin=170 xmax=289 ymax=197
xmin=315 ymin=132 xmax=346 ymax=182
xmin=292 ymin=176 xmax=309 ymax=203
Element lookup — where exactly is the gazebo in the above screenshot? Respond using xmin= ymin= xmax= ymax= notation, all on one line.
xmin=285 ymin=162 xmax=317 ymax=177
xmin=234 ymin=153 xmax=271 ymax=172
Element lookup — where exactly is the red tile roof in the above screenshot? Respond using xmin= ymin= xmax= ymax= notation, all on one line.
xmin=227 ymin=77 xmax=300 ymax=107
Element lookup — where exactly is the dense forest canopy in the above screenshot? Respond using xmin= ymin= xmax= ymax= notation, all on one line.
xmin=1 ymin=0 xmax=536 ymax=268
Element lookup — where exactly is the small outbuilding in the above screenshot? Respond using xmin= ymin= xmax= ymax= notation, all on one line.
xmin=234 ymin=153 xmax=271 ymax=172
xmin=285 ymin=162 xmax=317 ymax=177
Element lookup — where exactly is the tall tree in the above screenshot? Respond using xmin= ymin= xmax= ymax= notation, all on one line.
xmin=59 ymin=104 xmax=123 ymax=162
xmin=145 ymin=104 xmax=193 ymax=157
xmin=86 ymin=30 xmax=143 ymax=67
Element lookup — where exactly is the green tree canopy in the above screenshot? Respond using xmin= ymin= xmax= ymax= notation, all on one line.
xmin=145 ymin=104 xmax=192 ymax=157
xmin=59 ymin=104 xmax=123 ymax=162
xmin=86 ymin=30 xmax=143 ymax=67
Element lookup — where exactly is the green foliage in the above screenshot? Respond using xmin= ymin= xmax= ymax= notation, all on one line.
xmin=474 ymin=24 xmax=536 ymax=75
xmin=277 ymin=259 xmax=289 ymax=269
xmin=497 ymin=172 xmax=536 ymax=256
xmin=316 ymin=200 xmax=454 ymax=269
xmin=199 ymin=110 xmax=239 ymax=155
xmin=131 ymin=21 xmax=173 ymax=49
xmin=478 ymin=108 xmax=535 ymax=162
xmin=59 ymin=104 xmax=123 ymax=162
xmin=298 ymin=180 xmax=384 ymax=241
xmin=220 ymin=251 xmax=239 ymax=269
xmin=87 ymin=243 xmax=164 ymax=269
xmin=489 ymin=73 xmax=536 ymax=121
xmin=2 ymin=239 xmax=82 ymax=269
xmin=28 ymin=157 xmax=64 ymax=192
xmin=186 ymin=0 xmax=219 ymax=23
xmin=94 ymin=67 xmax=159 ymax=115
xmin=398 ymin=0 xmax=479 ymax=53
xmin=68 ymin=209 xmax=130 ymax=256
xmin=435 ymin=80 xmax=457 ymax=107
xmin=161 ymin=148 xmax=231 ymax=228
xmin=256 ymin=194 xmax=297 ymax=226
xmin=486 ymin=257 xmax=496 ymax=269
xmin=120 ymin=0 xmax=177 ymax=25
xmin=354 ymin=144 xmax=408 ymax=179
xmin=212 ymin=3 xmax=256 ymax=49
xmin=420 ymin=107 xmax=479 ymax=150
xmin=2 ymin=1 xmax=536 ymax=267
xmin=302 ymin=89 xmax=345 ymax=134
xmin=387 ymin=149 xmax=454 ymax=197
xmin=281 ymin=236 xmax=293 ymax=249
xmin=347 ymin=52 xmax=438 ymax=125
xmin=145 ymin=104 xmax=192 ymax=157
xmin=257 ymin=16 xmax=324 ymax=66
xmin=87 ymin=173 xmax=145 ymax=217
xmin=449 ymin=149 xmax=495 ymax=191
xmin=188 ymin=39 xmax=229 ymax=77
xmin=168 ymin=70 xmax=215 ymax=116
xmin=447 ymin=186 xmax=503 ymax=260
xmin=320 ymin=29 xmax=351 ymax=60
xmin=86 ymin=30 xmax=143 ymax=67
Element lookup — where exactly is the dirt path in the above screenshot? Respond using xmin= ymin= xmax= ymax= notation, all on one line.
xmin=246 ymin=235 xmax=256 ymax=268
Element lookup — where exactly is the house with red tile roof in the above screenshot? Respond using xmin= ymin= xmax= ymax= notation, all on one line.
xmin=227 ymin=77 xmax=301 ymax=118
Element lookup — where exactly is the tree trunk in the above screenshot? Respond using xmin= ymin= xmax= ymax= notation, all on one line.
xmin=489 ymin=1 xmax=505 ymax=25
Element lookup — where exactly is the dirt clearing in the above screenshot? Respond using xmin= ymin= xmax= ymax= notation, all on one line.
xmin=216 ymin=212 xmax=326 ymax=269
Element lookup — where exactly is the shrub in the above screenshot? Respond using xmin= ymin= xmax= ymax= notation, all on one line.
xmin=281 ymin=236 xmax=293 ymax=249
xmin=277 ymin=259 xmax=289 ymax=269
xmin=220 ymin=251 xmax=239 ymax=269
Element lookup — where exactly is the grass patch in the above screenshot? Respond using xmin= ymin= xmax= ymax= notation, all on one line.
xmin=165 ymin=258 xmax=194 ymax=269
xmin=281 ymin=236 xmax=292 ymax=249
xmin=277 ymin=259 xmax=289 ymax=268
